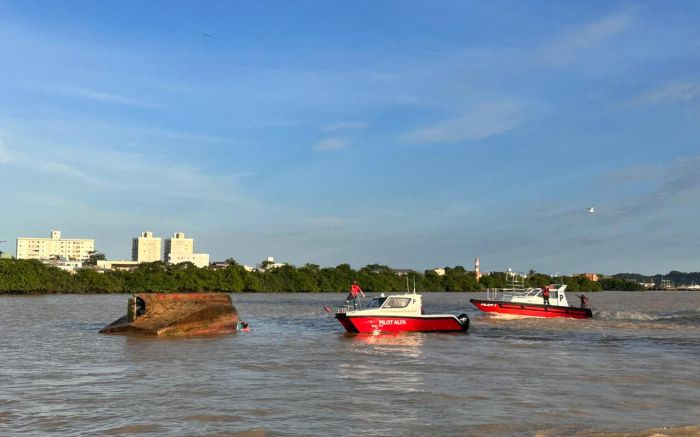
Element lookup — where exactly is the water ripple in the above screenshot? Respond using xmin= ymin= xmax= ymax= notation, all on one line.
xmin=1 ymin=292 xmax=699 ymax=436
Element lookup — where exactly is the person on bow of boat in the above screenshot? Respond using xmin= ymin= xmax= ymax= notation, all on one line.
xmin=346 ymin=280 xmax=365 ymax=309
xmin=577 ymin=294 xmax=590 ymax=309
xmin=542 ymin=286 xmax=550 ymax=306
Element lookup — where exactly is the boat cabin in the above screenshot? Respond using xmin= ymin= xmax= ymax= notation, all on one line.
xmin=343 ymin=293 xmax=423 ymax=316
xmin=489 ymin=284 xmax=570 ymax=307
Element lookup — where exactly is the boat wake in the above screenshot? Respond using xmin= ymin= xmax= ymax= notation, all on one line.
xmin=594 ymin=309 xmax=700 ymax=326
xmin=657 ymin=309 xmax=700 ymax=325
xmin=594 ymin=310 xmax=660 ymax=321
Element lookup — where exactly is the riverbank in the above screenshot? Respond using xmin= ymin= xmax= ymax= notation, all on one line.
xmin=0 ymin=259 xmax=644 ymax=294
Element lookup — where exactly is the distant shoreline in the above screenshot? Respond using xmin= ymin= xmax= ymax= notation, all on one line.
xmin=4 ymin=258 xmax=692 ymax=294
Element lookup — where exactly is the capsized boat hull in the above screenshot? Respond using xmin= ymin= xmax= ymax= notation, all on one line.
xmin=100 ymin=293 xmax=239 ymax=336
xmin=470 ymin=299 xmax=592 ymax=319
xmin=335 ymin=313 xmax=469 ymax=333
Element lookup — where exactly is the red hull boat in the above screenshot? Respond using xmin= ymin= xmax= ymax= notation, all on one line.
xmin=333 ymin=293 xmax=469 ymax=334
xmin=470 ymin=299 xmax=591 ymax=319
xmin=470 ymin=283 xmax=593 ymax=319
xmin=336 ymin=313 xmax=469 ymax=333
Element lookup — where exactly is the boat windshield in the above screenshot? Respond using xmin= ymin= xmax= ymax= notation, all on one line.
xmin=382 ymin=297 xmax=412 ymax=308
xmin=366 ymin=297 xmax=387 ymax=308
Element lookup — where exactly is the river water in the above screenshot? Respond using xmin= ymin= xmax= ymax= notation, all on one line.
xmin=1 ymin=291 xmax=699 ymax=436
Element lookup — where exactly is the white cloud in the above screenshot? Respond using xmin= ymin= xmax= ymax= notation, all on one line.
xmin=146 ymin=128 xmax=235 ymax=145
xmin=315 ymin=137 xmax=348 ymax=151
xmin=631 ymin=81 xmax=700 ymax=106
xmin=37 ymin=161 xmax=93 ymax=181
xmin=539 ymin=9 xmax=635 ymax=65
xmin=0 ymin=125 xmax=244 ymax=201
xmin=0 ymin=138 xmax=15 ymax=164
xmin=45 ymin=85 xmax=165 ymax=108
xmin=322 ymin=121 xmax=370 ymax=132
xmin=401 ymin=101 xmax=525 ymax=145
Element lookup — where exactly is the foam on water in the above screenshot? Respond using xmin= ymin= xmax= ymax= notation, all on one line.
xmin=594 ymin=310 xmax=660 ymax=321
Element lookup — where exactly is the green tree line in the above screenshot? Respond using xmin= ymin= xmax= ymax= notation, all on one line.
xmin=0 ymin=259 xmax=645 ymax=294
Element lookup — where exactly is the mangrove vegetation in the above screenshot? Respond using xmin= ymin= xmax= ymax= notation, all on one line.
xmin=0 ymin=258 xmax=647 ymax=294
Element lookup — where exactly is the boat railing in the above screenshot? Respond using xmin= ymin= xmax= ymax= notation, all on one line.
xmin=487 ymin=287 xmax=541 ymax=301
xmin=336 ymin=300 xmax=363 ymax=314
xmin=487 ymin=288 xmax=518 ymax=301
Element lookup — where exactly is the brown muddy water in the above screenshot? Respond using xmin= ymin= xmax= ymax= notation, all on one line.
xmin=1 ymin=291 xmax=699 ymax=436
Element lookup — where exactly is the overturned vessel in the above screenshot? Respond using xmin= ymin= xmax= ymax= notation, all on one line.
xmin=100 ymin=293 xmax=239 ymax=336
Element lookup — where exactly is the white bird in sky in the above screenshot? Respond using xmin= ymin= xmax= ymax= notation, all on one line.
xmin=587 ymin=207 xmax=595 ymax=214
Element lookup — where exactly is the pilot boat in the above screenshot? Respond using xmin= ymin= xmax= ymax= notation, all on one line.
xmin=470 ymin=283 xmax=592 ymax=319
xmin=333 ymin=292 xmax=470 ymax=333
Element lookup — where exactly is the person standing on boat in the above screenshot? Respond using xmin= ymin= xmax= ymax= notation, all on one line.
xmin=542 ymin=286 xmax=550 ymax=306
xmin=577 ymin=294 xmax=589 ymax=309
xmin=346 ymin=280 xmax=365 ymax=309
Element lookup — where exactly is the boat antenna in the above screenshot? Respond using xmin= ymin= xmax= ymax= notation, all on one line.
xmin=413 ymin=276 xmax=416 ymax=294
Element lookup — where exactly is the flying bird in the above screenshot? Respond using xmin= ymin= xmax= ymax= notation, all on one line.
xmin=587 ymin=207 xmax=595 ymax=214
xmin=203 ymin=33 xmax=215 ymax=40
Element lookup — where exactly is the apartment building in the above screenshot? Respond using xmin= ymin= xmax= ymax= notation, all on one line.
xmin=164 ymin=232 xmax=209 ymax=268
xmin=132 ymin=231 xmax=162 ymax=262
xmin=16 ymin=230 xmax=95 ymax=261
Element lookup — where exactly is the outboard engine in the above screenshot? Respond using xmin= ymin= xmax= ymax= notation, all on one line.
xmin=457 ymin=313 xmax=470 ymax=331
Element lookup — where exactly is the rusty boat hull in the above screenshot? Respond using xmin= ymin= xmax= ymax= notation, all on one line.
xmin=100 ymin=293 xmax=238 ymax=336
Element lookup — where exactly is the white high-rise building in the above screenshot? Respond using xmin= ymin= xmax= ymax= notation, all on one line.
xmin=164 ymin=232 xmax=209 ymax=268
xmin=132 ymin=231 xmax=162 ymax=262
xmin=16 ymin=230 xmax=95 ymax=261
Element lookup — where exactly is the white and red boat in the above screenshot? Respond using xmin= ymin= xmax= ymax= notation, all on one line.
xmin=470 ymin=284 xmax=592 ymax=319
xmin=334 ymin=292 xmax=470 ymax=334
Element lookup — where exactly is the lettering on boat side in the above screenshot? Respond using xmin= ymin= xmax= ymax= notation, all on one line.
xmin=378 ymin=319 xmax=407 ymax=326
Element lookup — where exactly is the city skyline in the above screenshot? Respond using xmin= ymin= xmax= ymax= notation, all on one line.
xmin=1 ymin=2 xmax=699 ymax=275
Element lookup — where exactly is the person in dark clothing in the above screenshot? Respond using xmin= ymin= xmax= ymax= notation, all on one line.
xmin=577 ymin=294 xmax=589 ymax=309
xmin=542 ymin=286 xmax=550 ymax=305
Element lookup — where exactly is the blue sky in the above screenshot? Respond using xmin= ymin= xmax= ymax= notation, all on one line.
xmin=1 ymin=1 xmax=699 ymax=275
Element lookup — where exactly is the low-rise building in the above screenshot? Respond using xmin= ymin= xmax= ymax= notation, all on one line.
xmin=168 ymin=253 xmax=210 ymax=268
xmin=97 ymin=260 xmax=141 ymax=271
xmin=257 ymin=256 xmax=286 ymax=271
xmin=390 ymin=268 xmax=416 ymax=277
xmin=574 ymin=273 xmax=600 ymax=282
xmin=42 ymin=258 xmax=83 ymax=273
xmin=210 ymin=261 xmax=255 ymax=271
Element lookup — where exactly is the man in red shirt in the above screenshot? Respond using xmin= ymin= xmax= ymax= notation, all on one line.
xmin=346 ymin=280 xmax=365 ymax=309
xmin=542 ymin=286 xmax=550 ymax=305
